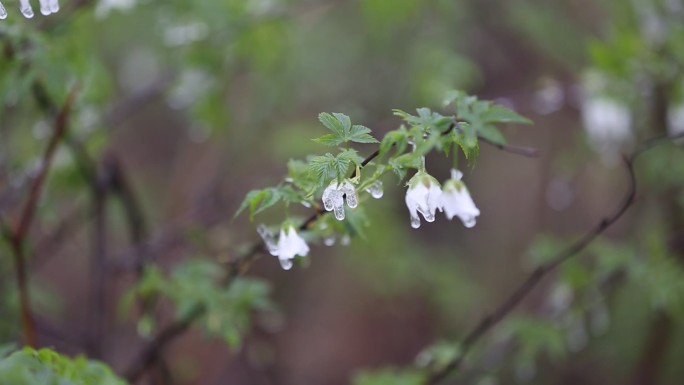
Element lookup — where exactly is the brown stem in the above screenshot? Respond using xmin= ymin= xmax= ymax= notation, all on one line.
xmin=0 ymin=86 xmax=79 ymax=347
xmin=421 ymin=135 xmax=682 ymax=384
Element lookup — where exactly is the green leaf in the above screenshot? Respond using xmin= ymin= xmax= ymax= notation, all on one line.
xmin=352 ymin=367 xmax=426 ymax=385
xmin=349 ymin=125 xmax=379 ymax=143
xmin=234 ymin=188 xmax=282 ymax=220
xmin=477 ymin=124 xmax=506 ymax=144
xmin=332 ymin=112 xmax=352 ymax=131
xmin=482 ymin=105 xmax=533 ymax=124
xmin=308 ymin=149 xmax=363 ymax=184
xmin=318 ymin=112 xmax=346 ymax=137
xmin=312 ymin=133 xmax=344 ymax=146
xmin=502 ymin=317 xmax=567 ymax=361
xmin=315 ymin=113 xmax=378 ymax=145
xmin=0 ymin=348 xmax=128 ymax=385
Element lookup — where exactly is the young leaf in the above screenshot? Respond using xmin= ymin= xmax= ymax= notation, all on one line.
xmin=315 ymin=113 xmax=378 ymax=145
xmin=349 ymin=125 xmax=379 ymax=144
xmin=318 ymin=112 xmax=346 ymax=137
xmin=482 ymin=105 xmax=533 ymax=124
xmin=234 ymin=188 xmax=282 ymax=220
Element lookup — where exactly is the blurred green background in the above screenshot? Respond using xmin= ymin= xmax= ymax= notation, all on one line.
xmin=2 ymin=0 xmax=684 ymax=384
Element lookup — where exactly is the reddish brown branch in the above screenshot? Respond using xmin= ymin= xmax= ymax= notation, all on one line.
xmin=419 ymin=133 xmax=684 ymax=385
xmin=1 ymin=86 xmax=79 ymax=347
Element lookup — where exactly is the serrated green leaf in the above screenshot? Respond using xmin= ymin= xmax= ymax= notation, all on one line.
xmin=482 ymin=105 xmax=532 ymax=124
xmin=349 ymin=125 xmax=379 ymax=143
xmin=234 ymin=188 xmax=282 ymax=220
xmin=332 ymin=112 xmax=352 ymax=131
xmin=316 ymin=113 xmax=377 ymax=145
xmin=318 ymin=112 xmax=346 ymax=137
xmin=312 ymin=133 xmax=344 ymax=146
xmin=477 ymin=124 xmax=506 ymax=144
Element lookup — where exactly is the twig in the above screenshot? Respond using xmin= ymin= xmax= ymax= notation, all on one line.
xmin=420 ymin=133 xmax=684 ymax=385
xmin=120 ymin=118 xmax=542 ymax=382
xmin=0 ymin=86 xmax=79 ymax=347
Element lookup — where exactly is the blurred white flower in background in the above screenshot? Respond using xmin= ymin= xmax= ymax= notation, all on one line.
xmin=0 ymin=0 xmax=59 ymax=19
xmin=96 ymin=0 xmax=136 ymax=18
xmin=580 ymin=71 xmax=633 ymax=165
xmin=668 ymin=103 xmax=684 ymax=137
xmin=405 ymin=171 xmax=442 ymax=229
xmin=581 ymin=96 xmax=632 ymax=160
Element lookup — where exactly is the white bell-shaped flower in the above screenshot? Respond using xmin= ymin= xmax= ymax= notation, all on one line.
xmin=321 ymin=179 xmax=358 ymax=221
xmin=257 ymin=224 xmax=309 ymax=270
xmin=440 ymin=169 xmax=480 ymax=228
xmin=273 ymin=225 xmax=310 ymax=270
xmin=405 ymin=171 xmax=442 ymax=229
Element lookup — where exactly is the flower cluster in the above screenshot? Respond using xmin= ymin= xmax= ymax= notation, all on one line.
xmin=405 ymin=168 xmax=480 ymax=229
xmin=322 ymin=179 xmax=358 ymax=220
xmin=0 ymin=0 xmax=60 ymax=19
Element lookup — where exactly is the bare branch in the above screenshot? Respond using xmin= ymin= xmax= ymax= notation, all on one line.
xmin=419 ymin=133 xmax=684 ymax=385
xmin=1 ymin=85 xmax=79 ymax=347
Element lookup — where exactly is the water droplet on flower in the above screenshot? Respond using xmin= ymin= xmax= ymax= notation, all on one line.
xmin=345 ymin=190 xmax=358 ymax=208
xmin=279 ymin=258 xmax=293 ymax=270
xmin=463 ymin=217 xmax=477 ymax=228
xmin=410 ymin=216 xmax=421 ymax=229
xmin=333 ymin=204 xmax=345 ymax=220
xmin=341 ymin=234 xmax=350 ymax=246
xmin=0 ymin=4 xmax=7 ymax=19
xmin=323 ymin=236 xmax=335 ymax=246
xmin=424 ymin=212 xmax=435 ymax=222
xmin=257 ymin=224 xmax=278 ymax=256
xmin=365 ymin=180 xmax=384 ymax=199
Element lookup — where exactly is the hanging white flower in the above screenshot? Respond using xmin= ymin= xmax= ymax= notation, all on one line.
xmin=321 ymin=179 xmax=358 ymax=221
xmin=440 ymin=169 xmax=480 ymax=228
xmin=273 ymin=226 xmax=310 ymax=270
xmin=0 ymin=0 xmax=59 ymax=18
xmin=405 ymin=171 xmax=442 ymax=229
xmin=257 ymin=224 xmax=310 ymax=270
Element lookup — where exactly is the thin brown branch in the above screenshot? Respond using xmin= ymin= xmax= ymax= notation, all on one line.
xmin=419 ymin=133 xmax=682 ymax=385
xmin=123 ymin=243 xmax=264 ymax=383
xmin=0 ymin=85 xmax=79 ymax=347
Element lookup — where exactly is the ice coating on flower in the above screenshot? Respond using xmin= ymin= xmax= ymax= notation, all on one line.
xmin=19 ymin=0 xmax=34 ymax=18
xmin=405 ymin=171 xmax=442 ymax=229
xmin=0 ymin=2 xmax=7 ymax=19
xmin=38 ymin=0 xmax=57 ymax=15
xmin=440 ymin=169 xmax=480 ymax=228
xmin=39 ymin=0 xmax=50 ymax=15
xmin=365 ymin=180 xmax=384 ymax=199
xmin=271 ymin=226 xmax=309 ymax=270
xmin=323 ymin=236 xmax=335 ymax=246
xmin=322 ymin=179 xmax=358 ymax=221
xmin=257 ymin=224 xmax=278 ymax=255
